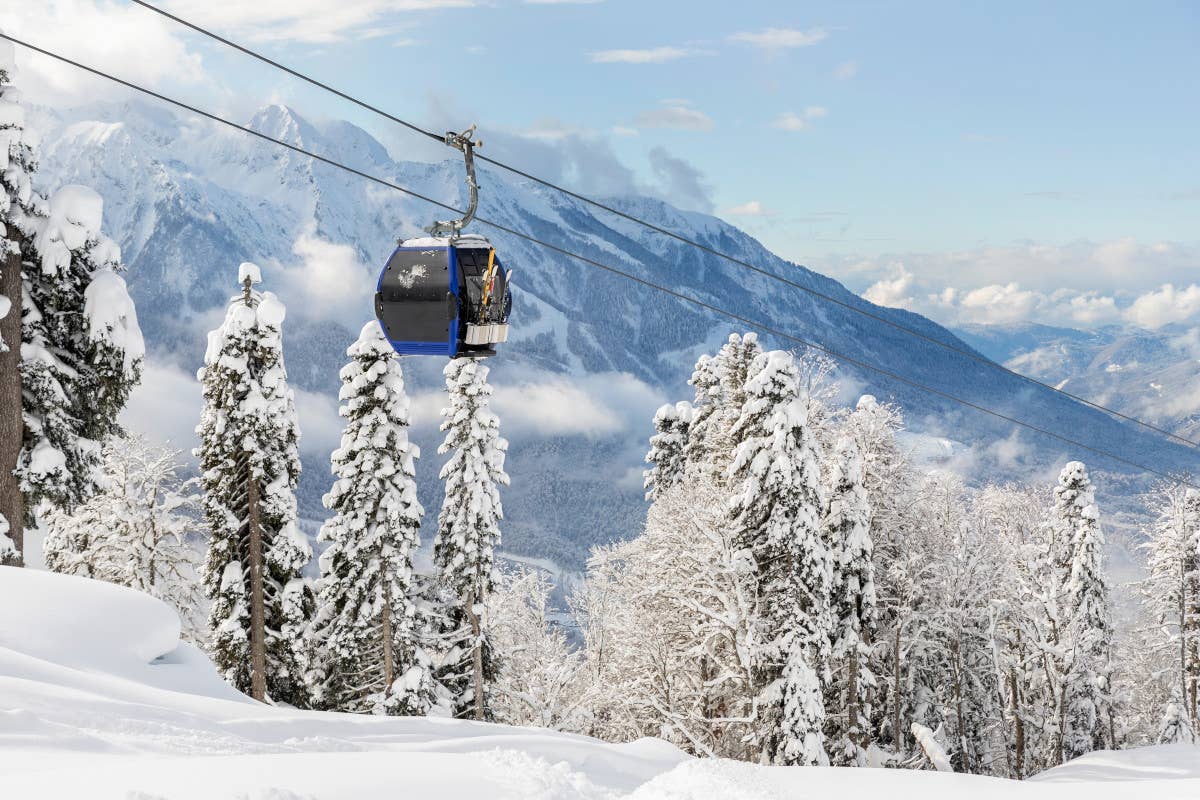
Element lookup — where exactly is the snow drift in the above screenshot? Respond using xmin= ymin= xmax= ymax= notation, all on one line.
xmin=1 ymin=566 xmax=1198 ymax=798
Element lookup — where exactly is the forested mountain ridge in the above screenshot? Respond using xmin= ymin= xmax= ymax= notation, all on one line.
xmin=31 ymin=100 xmax=1194 ymax=566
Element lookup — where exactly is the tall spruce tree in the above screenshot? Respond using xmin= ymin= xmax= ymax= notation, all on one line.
xmin=434 ymin=358 xmax=509 ymax=720
xmin=197 ymin=263 xmax=311 ymax=705
xmin=684 ymin=332 xmax=762 ymax=481
xmin=644 ymin=400 xmax=692 ymax=501
xmin=1055 ymin=461 xmax=1115 ymax=759
xmin=1 ymin=47 xmax=142 ymax=564
xmin=312 ymin=321 xmax=434 ymax=714
xmin=729 ymin=349 xmax=832 ymax=765
xmin=823 ymin=434 xmax=877 ymax=763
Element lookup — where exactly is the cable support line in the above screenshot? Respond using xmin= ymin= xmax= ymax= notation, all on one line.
xmin=4 ymin=31 xmax=1195 ymax=491
xmin=127 ymin=0 xmax=1200 ymax=450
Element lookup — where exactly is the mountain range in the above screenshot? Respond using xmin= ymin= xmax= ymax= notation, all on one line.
xmin=28 ymin=100 xmax=1197 ymax=569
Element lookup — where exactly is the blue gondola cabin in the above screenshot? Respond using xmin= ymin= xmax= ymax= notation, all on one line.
xmin=374 ymin=234 xmax=512 ymax=358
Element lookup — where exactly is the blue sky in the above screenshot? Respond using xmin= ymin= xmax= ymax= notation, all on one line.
xmin=5 ymin=0 xmax=1199 ymax=329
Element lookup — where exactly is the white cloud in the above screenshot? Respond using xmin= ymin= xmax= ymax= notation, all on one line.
xmin=634 ymin=100 xmax=714 ymax=131
xmin=723 ymin=200 xmax=771 ymax=217
xmin=410 ymin=371 xmax=665 ymax=438
xmin=1057 ymin=292 xmax=1122 ymax=327
xmin=274 ymin=227 xmax=376 ymax=323
xmin=730 ymin=27 xmax=828 ymax=49
xmin=293 ymin=386 xmax=344 ymax=454
xmin=823 ymin=238 xmax=1200 ymax=298
xmin=772 ymin=106 xmax=827 ymax=131
xmin=834 ymin=60 xmax=857 ymax=79
xmin=863 ymin=266 xmax=915 ymax=309
xmin=940 ymin=282 xmax=1044 ymax=325
xmin=119 ymin=358 xmax=202 ymax=455
xmin=648 ymin=146 xmax=714 ymax=212
xmin=522 ymin=117 xmax=584 ymax=141
xmin=161 ymin=0 xmax=474 ymax=43
xmin=0 ymin=0 xmax=206 ymax=105
xmin=1126 ymin=284 xmax=1200 ymax=329
xmin=590 ymin=46 xmax=701 ymax=64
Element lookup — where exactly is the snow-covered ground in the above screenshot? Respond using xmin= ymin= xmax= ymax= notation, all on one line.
xmin=1 ymin=567 xmax=1197 ymax=799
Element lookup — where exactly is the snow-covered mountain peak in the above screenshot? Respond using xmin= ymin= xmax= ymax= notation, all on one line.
xmin=26 ymin=98 xmax=1198 ymax=566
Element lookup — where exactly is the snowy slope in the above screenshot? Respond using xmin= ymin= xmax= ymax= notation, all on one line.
xmin=3 ymin=567 xmax=1199 ymax=799
xmin=28 ymin=101 xmax=1199 ymax=567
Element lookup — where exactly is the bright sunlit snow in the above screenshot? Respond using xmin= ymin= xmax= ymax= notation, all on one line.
xmin=2 ymin=567 xmax=1198 ymax=799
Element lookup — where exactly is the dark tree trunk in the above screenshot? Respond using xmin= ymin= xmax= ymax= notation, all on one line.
xmin=0 ymin=243 xmax=24 ymax=566
xmin=246 ymin=456 xmax=267 ymax=702
xmin=466 ymin=589 xmax=485 ymax=720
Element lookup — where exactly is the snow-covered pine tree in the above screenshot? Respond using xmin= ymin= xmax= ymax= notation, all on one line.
xmin=729 ymin=349 xmax=832 ymax=766
xmin=1056 ymin=461 xmax=1116 ymax=760
xmin=1158 ymin=693 xmax=1196 ymax=745
xmin=974 ymin=483 xmax=1058 ymax=778
xmin=42 ymin=436 xmax=205 ymax=639
xmin=311 ymin=321 xmax=433 ymax=715
xmin=0 ymin=46 xmax=142 ymax=565
xmin=434 ymin=357 xmax=509 ymax=720
xmin=684 ymin=332 xmax=762 ymax=481
xmin=1139 ymin=484 xmax=1200 ymax=734
xmin=197 ymin=263 xmax=311 ymax=705
xmin=823 ymin=434 xmax=878 ymax=764
xmin=644 ymin=400 xmax=693 ymax=501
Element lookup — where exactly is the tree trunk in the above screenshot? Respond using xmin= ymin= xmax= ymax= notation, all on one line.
xmin=1182 ymin=559 xmax=1189 ymax=723
xmin=0 ymin=243 xmax=24 ymax=566
xmin=380 ymin=556 xmax=395 ymax=701
xmin=951 ymin=638 xmax=970 ymax=773
xmin=847 ymin=648 xmax=861 ymax=749
xmin=1012 ymin=629 xmax=1025 ymax=778
xmin=465 ymin=589 xmax=485 ymax=720
xmin=246 ymin=457 xmax=267 ymax=702
xmin=893 ymin=624 xmax=903 ymax=752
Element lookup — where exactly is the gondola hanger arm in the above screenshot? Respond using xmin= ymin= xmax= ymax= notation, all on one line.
xmin=427 ymin=125 xmax=482 ymax=237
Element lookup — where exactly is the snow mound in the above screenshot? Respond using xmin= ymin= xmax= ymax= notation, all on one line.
xmin=0 ymin=565 xmax=178 ymax=670
xmin=1031 ymin=743 xmax=1200 ymax=783
xmin=238 ymin=261 xmax=262 ymax=285
xmin=3 ymin=568 xmax=1198 ymax=798
xmin=84 ymin=267 xmax=145 ymax=370
xmin=47 ymin=185 xmax=104 ymax=248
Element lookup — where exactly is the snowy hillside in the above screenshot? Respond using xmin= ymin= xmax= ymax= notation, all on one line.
xmin=3 ymin=566 xmax=1198 ymax=799
xmin=29 ymin=101 xmax=1197 ymax=567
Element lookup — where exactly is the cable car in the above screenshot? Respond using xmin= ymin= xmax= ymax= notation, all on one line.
xmin=374 ymin=126 xmax=512 ymax=358
xmin=375 ymin=233 xmax=511 ymax=357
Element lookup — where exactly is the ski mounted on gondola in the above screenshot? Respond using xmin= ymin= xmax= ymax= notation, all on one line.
xmin=374 ymin=125 xmax=513 ymax=359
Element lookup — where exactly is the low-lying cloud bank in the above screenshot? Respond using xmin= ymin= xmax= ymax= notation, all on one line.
xmin=839 ymin=238 xmax=1200 ymax=330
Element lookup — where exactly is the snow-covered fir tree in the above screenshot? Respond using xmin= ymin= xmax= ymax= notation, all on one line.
xmin=42 ymin=436 xmax=205 ymax=639
xmin=643 ymin=400 xmax=693 ymax=501
xmin=434 ymin=358 xmax=509 ymax=720
xmin=684 ymin=332 xmax=762 ymax=482
xmin=973 ymin=483 xmax=1059 ymax=777
xmin=197 ymin=263 xmax=311 ymax=705
xmin=0 ymin=46 xmax=142 ymax=565
xmin=822 ymin=435 xmax=877 ymax=764
xmin=1139 ymin=484 xmax=1200 ymax=735
xmin=311 ymin=321 xmax=434 ymax=715
xmin=1158 ymin=694 xmax=1196 ymax=745
xmin=729 ymin=349 xmax=832 ymax=766
xmin=1055 ymin=461 xmax=1115 ymax=760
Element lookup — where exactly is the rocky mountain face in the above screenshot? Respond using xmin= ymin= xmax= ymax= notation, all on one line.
xmin=30 ymin=100 xmax=1194 ymax=567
